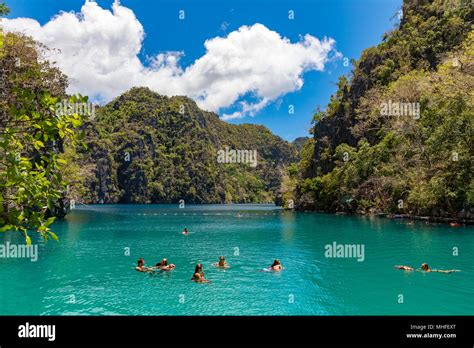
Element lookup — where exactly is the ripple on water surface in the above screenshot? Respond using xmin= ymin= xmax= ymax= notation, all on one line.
xmin=0 ymin=205 xmax=472 ymax=315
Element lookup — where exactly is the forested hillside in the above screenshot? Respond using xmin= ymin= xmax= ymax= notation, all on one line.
xmin=287 ymin=0 xmax=473 ymax=220
xmin=66 ymin=87 xmax=297 ymax=204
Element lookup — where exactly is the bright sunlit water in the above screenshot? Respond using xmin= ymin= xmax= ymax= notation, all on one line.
xmin=0 ymin=204 xmax=472 ymax=315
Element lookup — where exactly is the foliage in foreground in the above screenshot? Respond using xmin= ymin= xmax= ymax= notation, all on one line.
xmin=0 ymin=28 xmax=88 ymax=243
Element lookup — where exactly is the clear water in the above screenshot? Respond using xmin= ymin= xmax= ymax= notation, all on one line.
xmin=0 ymin=204 xmax=472 ymax=315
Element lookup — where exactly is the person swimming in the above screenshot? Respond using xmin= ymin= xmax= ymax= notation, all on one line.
xmin=155 ymin=258 xmax=168 ymax=268
xmin=213 ymin=256 xmax=230 ymax=268
xmin=182 ymin=228 xmax=189 ymax=235
xmin=191 ymin=263 xmax=210 ymax=283
xmin=268 ymin=259 xmax=283 ymax=272
xmin=161 ymin=264 xmax=176 ymax=271
xmin=420 ymin=263 xmax=459 ymax=273
xmin=395 ymin=263 xmax=459 ymax=273
xmin=395 ymin=265 xmax=414 ymax=271
xmin=135 ymin=258 xmax=154 ymax=272
xmin=154 ymin=258 xmax=176 ymax=272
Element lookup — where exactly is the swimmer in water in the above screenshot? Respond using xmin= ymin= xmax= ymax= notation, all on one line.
xmin=161 ymin=264 xmax=176 ymax=271
xmin=191 ymin=263 xmax=210 ymax=283
xmin=236 ymin=213 xmax=242 ymax=218
xmin=395 ymin=263 xmax=459 ymax=273
xmin=395 ymin=265 xmax=415 ymax=271
xmin=154 ymin=258 xmax=176 ymax=272
xmin=213 ymin=256 xmax=230 ymax=268
xmin=182 ymin=228 xmax=189 ymax=235
xmin=420 ymin=263 xmax=460 ymax=273
xmin=268 ymin=259 xmax=283 ymax=272
xmin=155 ymin=258 xmax=168 ymax=268
xmin=135 ymin=258 xmax=154 ymax=272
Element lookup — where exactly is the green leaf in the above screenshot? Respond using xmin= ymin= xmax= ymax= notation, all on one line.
xmin=45 ymin=217 xmax=56 ymax=227
xmin=0 ymin=225 xmax=13 ymax=232
xmin=48 ymin=231 xmax=59 ymax=242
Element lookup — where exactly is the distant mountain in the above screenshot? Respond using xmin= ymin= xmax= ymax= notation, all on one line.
xmin=67 ymin=87 xmax=297 ymax=204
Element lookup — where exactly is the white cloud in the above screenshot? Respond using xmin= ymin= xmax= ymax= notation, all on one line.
xmin=2 ymin=0 xmax=340 ymax=119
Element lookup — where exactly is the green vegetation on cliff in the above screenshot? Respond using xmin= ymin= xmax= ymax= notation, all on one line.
xmin=68 ymin=87 xmax=297 ymax=204
xmin=291 ymin=0 xmax=473 ymax=219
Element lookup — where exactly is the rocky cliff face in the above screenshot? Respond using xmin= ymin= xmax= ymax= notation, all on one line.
xmin=72 ymin=87 xmax=297 ymax=204
xmin=296 ymin=0 xmax=473 ymax=218
xmin=308 ymin=0 xmax=473 ymax=181
xmin=310 ymin=0 xmax=472 ymax=177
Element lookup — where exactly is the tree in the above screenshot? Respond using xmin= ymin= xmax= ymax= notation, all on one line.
xmin=0 ymin=29 xmax=89 ymax=244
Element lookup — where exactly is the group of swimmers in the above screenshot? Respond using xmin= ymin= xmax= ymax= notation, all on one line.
xmin=136 ymin=258 xmax=176 ymax=272
xmin=136 ymin=256 xmax=284 ymax=283
xmin=138 ymin=227 xmax=459 ymax=280
xmin=395 ymin=263 xmax=460 ymax=273
xmin=134 ymin=227 xmax=285 ymax=282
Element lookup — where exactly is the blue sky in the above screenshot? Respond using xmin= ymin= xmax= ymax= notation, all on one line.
xmin=4 ymin=0 xmax=402 ymax=141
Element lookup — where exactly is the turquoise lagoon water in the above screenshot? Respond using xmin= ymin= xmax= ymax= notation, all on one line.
xmin=0 ymin=204 xmax=472 ymax=315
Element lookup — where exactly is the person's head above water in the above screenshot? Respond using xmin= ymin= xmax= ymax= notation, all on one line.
xmin=271 ymin=259 xmax=281 ymax=267
xmin=194 ymin=264 xmax=203 ymax=273
xmin=156 ymin=258 xmax=168 ymax=267
xmin=137 ymin=258 xmax=144 ymax=267
xmin=184 ymin=228 xmax=188 ymax=232
xmin=421 ymin=263 xmax=430 ymax=271
xmin=219 ymin=256 xmax=225 ymax=261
